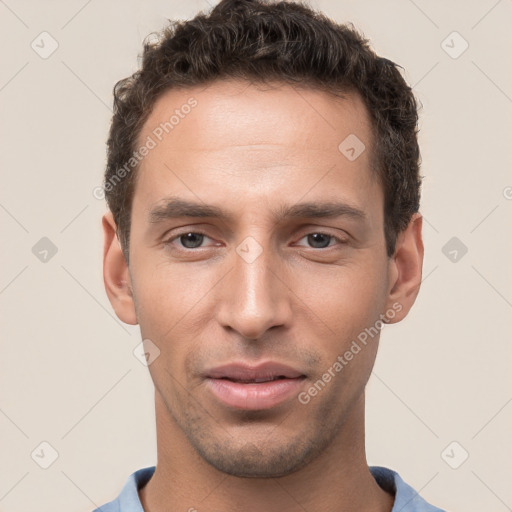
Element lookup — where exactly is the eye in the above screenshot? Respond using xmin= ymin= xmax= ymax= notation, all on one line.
xmin=295 ymin=232 xmax=346 ymax=249
xmin=165 ymin=231 xmax=214 ymax=250
xmin=164 ymin=230 xmax=346 ymax=252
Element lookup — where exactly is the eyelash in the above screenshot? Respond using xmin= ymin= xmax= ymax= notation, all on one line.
xmin=163 ymin=230 xmax=348 ymax=251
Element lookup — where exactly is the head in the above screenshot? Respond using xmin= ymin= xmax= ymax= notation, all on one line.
xmin=103 ymin=0 xmax=423 ymax=478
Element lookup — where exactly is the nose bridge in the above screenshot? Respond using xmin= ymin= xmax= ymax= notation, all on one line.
xmin=218 ymin=235 xmax=290 ymax=339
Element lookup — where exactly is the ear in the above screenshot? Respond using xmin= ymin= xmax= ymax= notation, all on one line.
xmin=384 ymin=213 xmax=424 ymax=324
xmin=102 ymin=211 xmax=138 ymax=325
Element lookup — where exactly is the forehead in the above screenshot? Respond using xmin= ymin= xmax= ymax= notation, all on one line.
xmin=133 ymin=79 xmax=380 ymax=218
xmin=138 ymin=79 xmax=372 ymax=153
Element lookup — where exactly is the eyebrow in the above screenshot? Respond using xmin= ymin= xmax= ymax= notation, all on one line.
xmin=148 ymin=197 xmax=367 ymax=224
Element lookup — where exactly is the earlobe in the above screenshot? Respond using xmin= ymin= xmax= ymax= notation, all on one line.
xmin=102 ymin=211 xmax=138 ymax=325
xmin=384 ymin=213 xmax=424 ymax=324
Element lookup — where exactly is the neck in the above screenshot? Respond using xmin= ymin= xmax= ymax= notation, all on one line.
xmin=139 ymin=391 xmax=394 ymax=512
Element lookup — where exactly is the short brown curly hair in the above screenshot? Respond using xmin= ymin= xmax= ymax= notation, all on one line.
xmin=104 ymin=0 xmax=421 ymax=262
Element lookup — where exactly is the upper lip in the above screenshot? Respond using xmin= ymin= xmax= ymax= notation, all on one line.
xmin=205 ymin=362 xmax=305 ymax=382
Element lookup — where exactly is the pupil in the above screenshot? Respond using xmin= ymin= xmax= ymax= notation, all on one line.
xmin=308 ymin=233 xmax=330 ymax=248
xmin=181 ymin=233 xmax=203 ymax=248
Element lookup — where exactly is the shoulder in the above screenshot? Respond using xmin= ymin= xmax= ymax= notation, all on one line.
xmin=369 ymin=466 xmax=447 ymax=512
xmin=92 ymin=466 xmax=156 ymax=512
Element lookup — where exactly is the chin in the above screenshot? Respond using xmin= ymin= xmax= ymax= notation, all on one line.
xmin=187 ymin=427 xmax=326 ymax=478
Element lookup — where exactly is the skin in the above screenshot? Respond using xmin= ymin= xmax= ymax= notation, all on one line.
xmin=103 ymin=79 xmax=423 ymax=512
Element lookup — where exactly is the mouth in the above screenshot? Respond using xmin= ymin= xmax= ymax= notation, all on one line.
xmin=204 ymin=362 xmax=306 ymax=410
xmin=219 ymin=375 xmax=291 ymax=383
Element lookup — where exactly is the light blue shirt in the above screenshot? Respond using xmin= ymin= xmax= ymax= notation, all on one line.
xmin=93 ymin=465 xmax=446 ymax=511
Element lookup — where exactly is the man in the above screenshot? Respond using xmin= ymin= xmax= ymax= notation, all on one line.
xmin=96 ymin=0 xmax=446 ymax=510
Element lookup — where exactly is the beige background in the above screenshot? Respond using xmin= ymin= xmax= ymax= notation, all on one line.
xmin=1 ymin=1 xmax=511 ymax=511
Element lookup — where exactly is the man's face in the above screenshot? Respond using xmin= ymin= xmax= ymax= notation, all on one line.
xmin=119 ymin=80 xmax=398 ymax=477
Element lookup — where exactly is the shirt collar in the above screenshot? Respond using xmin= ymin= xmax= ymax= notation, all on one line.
xmin=98 ymin=465 xmax=444 ymax=512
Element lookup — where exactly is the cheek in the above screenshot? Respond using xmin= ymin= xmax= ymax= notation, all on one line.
xmin=292 ymin=256 xmax=388 ymax=344
xmin=130 ymin=256 xmax=229 ymax=392
xmin=131 ymin=257 xmax=218 ymax=334
xmin=296 ymin=263 xmax=386 ymax=412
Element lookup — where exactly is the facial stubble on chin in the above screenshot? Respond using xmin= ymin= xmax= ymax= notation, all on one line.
xmin=159 ymin=380 xmax=356 ymax=479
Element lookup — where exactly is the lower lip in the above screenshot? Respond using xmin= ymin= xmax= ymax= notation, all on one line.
xmin=205 ymin=377 xmax=305 ymax=410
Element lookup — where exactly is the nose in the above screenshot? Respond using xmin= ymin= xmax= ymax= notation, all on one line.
xmin=215 ymin=239 xmax=292 ymax=340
